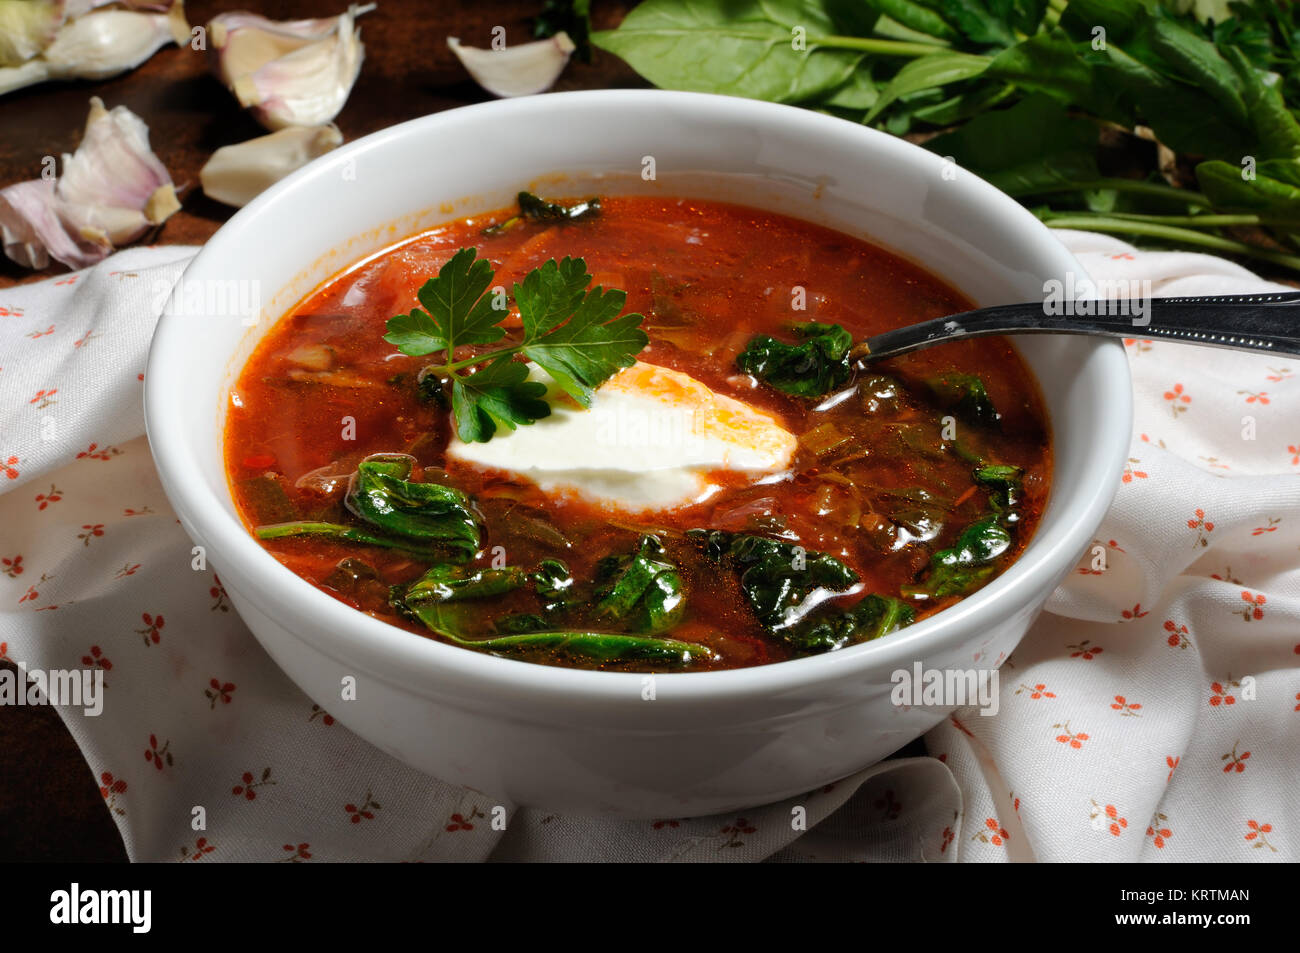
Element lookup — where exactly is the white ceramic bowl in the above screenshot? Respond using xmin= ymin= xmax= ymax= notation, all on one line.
xmin=145 ymin=90 xmax=1130 ymax=817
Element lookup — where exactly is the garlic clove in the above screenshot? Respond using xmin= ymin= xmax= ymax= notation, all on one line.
xmin=209 ymin=4 xmax=373 ymax=130
xmin=0 ymin=96 xmax=179 ymax=270
xmin=0 ymin=179 xmax=103 ymax=270
xmin=0 ymin=58 xmax=54 ymax=97
xmin=240 ymin=27 xmax=363 ymax=129
xmin=58 ymin=96 xmax=180 ymax=243
xmin=0 ymin=1 xmax=188 ymax=94
xmin=209 ymin=19 xmax=333 ymax=94
xmin=42 ymin=3 xmax=189 ymax=80
xmin=447 ymin=31 xmax=575 ymax=98
xmin=208 ymin=8 xmax=353 ymax=56
xmin=0 ymin=0 xmax=64 ymax=68
xmin=200 ymin=123 xmax=343 ymax=207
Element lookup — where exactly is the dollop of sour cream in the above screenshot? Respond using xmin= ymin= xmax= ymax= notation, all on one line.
xmin=445 ymin=361 xmax=798 ymax=511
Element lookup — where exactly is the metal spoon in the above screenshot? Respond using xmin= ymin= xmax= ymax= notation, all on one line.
xmin=852 ymin=291 xmax=1300 ymax=361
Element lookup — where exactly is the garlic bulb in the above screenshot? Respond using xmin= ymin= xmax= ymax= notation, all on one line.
xmin=447 ymin=32 xmax=575 ymax=98
xmin=200 ymin=124 xmax=343 ymax=208
xmin=208 ymin=4 xmax=374 ymax=130
xmin=0 ymin=1 xmax=188 ymax=96
xmin=0 ymin=97 xmax=179 ymax=270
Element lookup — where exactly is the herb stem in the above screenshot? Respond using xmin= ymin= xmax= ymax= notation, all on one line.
xmin=1010 ymin=177 xmax=1213 ymax=207
xmin=435 ymin=344 xmax=526 ymax=374
xmin=1042 ymin=215 xmax=1300 ymax=271
xmin=817 ymin=34 xmax=952 ymax=56
xmin=1102 ymin=212 xmax=1300 ymax=228
xmin=254 ymin=521 xmax=443 ymax=557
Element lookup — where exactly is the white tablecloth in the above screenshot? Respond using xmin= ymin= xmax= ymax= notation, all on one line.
xmin=1 ymin=232 xmax=1294 ymax=861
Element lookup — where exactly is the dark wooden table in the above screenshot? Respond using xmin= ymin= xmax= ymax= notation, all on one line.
xmin=1 ymin=0 xmax=641 ymax=289
xmin=0 ymin=0 xmax=641 ymax=862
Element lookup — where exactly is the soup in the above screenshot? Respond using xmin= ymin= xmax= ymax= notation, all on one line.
xmin=224 ymin=195 xmax=1050 ymax=672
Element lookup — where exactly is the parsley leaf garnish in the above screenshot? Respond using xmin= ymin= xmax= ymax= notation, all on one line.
xmin=382 ymin=247 xmax=502 ymax=355
xmin=451 ymin=354 xmax=551 ymax=444
xmin=384 ymin=247 xmax=648 ymax=443
xmin=520 ymin=261 xmax=648 ymax=407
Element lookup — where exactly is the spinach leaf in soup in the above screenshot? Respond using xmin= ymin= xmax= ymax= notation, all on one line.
xmin=450 ymin=629 xmax=715 ymax=664
xmin=251 ymin=454 xmax=482 ymax=560
xmin=902 ymin=514 xmax=1012 ymax=600
xmin=881 ymin=486 xmax=950 ymax=543
xmin=900 ymin=463 xmax=1023 ymax=600
xmin=690 ymin=530 xmax=857 ymax=629
xmin=925 ymin=372 xmax=1001 ymax=427
xmin=254 ymin=520 xmax=454 ymax=559
xmin=782 ymin=593 xmax=916 ymax=653
xmin=345 ymin=453 xmax=481 ymax=560
xmin=974 ymin=463 xmax=1023 ymax=522
xmin=593 ymin=535 xmax=687 ymax=634
xmin=736 ymin=321 xmax=854 ymax=397
xmin=482 ymin=192 xmax=601 ymax=235
xmin=689 ymin=530 xmax=914 ymax=653
xmin=532 ymin=558 xmax=576 ymax=614
xmin=400 ymin=563 xmax=528 ymax=605
xmin=389 ymin=550 xmax=710 ymax=666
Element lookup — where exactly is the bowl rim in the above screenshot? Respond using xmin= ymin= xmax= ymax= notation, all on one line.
xmin=145 ymin=88 xmax=1131 ymax=705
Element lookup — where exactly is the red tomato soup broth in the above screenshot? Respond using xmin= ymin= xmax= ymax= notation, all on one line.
xmin=225 ymin=196 xmax=1051 ymax=672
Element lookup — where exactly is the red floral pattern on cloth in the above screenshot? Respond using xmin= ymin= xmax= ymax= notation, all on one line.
xmin=0 ymin=236 xmax=1294 ymax=863
xmin=925 ymin=231 xmax=1298 ymax=863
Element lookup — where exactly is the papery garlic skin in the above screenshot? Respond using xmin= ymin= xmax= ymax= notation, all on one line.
xmin=208 ymin=9 xmax=352 ymax=51
xmin=0 ymin=179 xmax=103 ymax=270
xmin=0 ymin=1 xmax=188 ymax=95
xmin=209 ymin=3 xmax=373 ymax=131
xmin=65 ymin=1 xmax=181 ymax=16
xmin=200 ymin=124 xmax=343 ymax=207
xmin=447 ymin=31 xmax=575 ymax=99
xmin=0 ymin=97 xmax=179 ymax=270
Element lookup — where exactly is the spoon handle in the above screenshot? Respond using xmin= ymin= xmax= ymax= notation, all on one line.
xmin=860 ymin=291 xmax=1300 ymax=360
